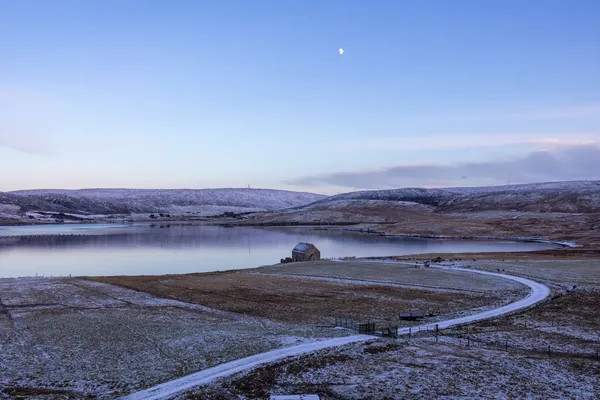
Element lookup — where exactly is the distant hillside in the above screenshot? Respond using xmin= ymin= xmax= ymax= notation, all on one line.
xmin=306 ymin=181 xmax=600 ymax=214
xmin=235 ymin=181 xmax=600 ymax=248
xmin=3 ymin=188 xmax=327 ymax=218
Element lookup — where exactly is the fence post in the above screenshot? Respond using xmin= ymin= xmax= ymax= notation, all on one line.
xmin=435 ymin=324 xmax=439 ymax=343
xmin=409 ymin=327 xmax=411 ymax=340
xmin=596 ymin=348 xmax=599 ymax=361
xmin=467 ymin=337 xmax=470 ymax=347
xmin=505 ymin=340 xmax=508 ymax=352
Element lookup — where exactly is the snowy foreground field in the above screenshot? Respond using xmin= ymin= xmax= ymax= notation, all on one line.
xmin=0 ymin=259 xmax=599 ymax=399
xmin=0 ymin=279 xmax=346 ymax=399
xmin=168 ymin=260 xmax=600 ymax=400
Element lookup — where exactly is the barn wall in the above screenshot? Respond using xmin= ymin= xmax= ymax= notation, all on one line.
xmin=291 ymin=245 xmax=321 ymax=262
xmin=292 ymin=251 xmax=304 ymax=262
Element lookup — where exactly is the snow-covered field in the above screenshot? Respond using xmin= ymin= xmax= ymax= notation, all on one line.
xmin=188 ymin=336 xmax=599 ymax=399
xmin=452 ymin=259 xmax=600 ymax=287
xmin=0 ymin=204 xmax=20 ymax=220
xmin=0 ymin=278 xmax=347 ymax=399
xmin=124 ymin=265 xmax=551 ymax=399
xmin=1 ymin=256 xmax=597 ymax=399
xmin=256 ymin=260 xmax=524 ymax=293
xmin=159 ymin=262 xmax=600 ymax=400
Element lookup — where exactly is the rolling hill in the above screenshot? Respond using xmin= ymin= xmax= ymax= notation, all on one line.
xmin=0 ymin=189 xmax=327 ymax=223
xmin=304 ymin=180 xmax=600 ymax=214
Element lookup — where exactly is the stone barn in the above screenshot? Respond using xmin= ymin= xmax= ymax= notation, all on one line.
xmin=291 ymin=242 xmax=321 ymax=262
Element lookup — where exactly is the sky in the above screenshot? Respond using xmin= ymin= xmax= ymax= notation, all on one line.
xmin=1 ymin=0 xmax=599 ymax=194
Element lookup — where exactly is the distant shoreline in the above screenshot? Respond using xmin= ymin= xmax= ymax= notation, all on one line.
xmin=0 ymin=218 xmax=575 ymax=249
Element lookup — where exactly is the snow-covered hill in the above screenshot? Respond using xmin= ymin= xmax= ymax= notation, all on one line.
xmin=3 ymin=181 xmax=600 ymax=225
xmin=4 ymin=188 xmax=327 ymax=217
xmin=300 ymin=180 xmax=600 ymax=213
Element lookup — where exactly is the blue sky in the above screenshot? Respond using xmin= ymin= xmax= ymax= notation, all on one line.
xmin=1 ymin=0 xmax=599 ymax=194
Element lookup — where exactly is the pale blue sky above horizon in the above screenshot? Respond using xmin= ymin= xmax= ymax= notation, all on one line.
xmin=1 ymin=0 xmax=599 ymax=194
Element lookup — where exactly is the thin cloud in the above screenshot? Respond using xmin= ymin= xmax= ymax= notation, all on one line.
xmin=503 ymin=105 xmax=600 ymax=121
xmin=445 ymin=104 xmax=600 ymax=122
xmin=341 ymin=134 xmax=599 ymax=153
xmin=288 ymin=144 xmax=600 ymax=190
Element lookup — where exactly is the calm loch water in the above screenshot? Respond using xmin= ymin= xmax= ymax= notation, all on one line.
xmin=0 ymin=223 xmax=560 ymax=278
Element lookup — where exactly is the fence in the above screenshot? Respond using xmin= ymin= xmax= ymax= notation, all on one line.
xmin=333 ymin=315 xmax=600 ymax=361
xmin=334 ymin=316 xmax=359 ymax=330
xmin=443 ymin=333 xmax=600 ymax=362
xmin=404 ymin=327 xmax=600 ymax=362
xmin=334 ymin=316 xmax=398 ymax=338
xmin=359 ymin=322 xmax=376 ymax=334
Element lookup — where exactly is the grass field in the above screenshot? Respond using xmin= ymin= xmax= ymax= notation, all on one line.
xmin=0 ymin=278 xmax=346 ymax=399
xmin=171 ymin=257 xmax=600 ymax=400
xmin=257 ymin=260 xmax=524 ymax=292
xmin=2 ymin=255 xmax=598 ymax=399
xmin=91 ymin=262 xmax=520 ymax=326
xmin=183 ymin=336 xmax=600 ymax=400
xmin=444 ymin=289 xmax=600 ymax=354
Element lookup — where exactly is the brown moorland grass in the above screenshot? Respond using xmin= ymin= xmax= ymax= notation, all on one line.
xmin=238 ymin=206 xmax=600 ymax=249
xmin=89 ymin=270 xmax=511 ymax=325
xmin=376 ymin=248 xmax=600 ymax=261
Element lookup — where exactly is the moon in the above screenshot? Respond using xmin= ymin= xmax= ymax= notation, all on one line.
xmin=339 ymin=48 xmax=344 ymax=55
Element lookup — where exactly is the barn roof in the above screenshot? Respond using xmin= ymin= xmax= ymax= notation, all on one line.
xmin=292 ymin=242 xmax=312 ymax=253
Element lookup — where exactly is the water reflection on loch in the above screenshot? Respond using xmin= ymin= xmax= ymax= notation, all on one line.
xmin=0 ymin=223 xmax=560 ymax=278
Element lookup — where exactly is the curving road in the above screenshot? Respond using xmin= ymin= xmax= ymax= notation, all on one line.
xmin=121 ymin=266 xmax=550 ymax=400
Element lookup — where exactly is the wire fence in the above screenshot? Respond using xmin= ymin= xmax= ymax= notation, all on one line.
xmin=410 ymin=327 xmax=600 ymax=362
xmin=333 ymin=316 xmax=599 ymax=362
xmin=444 ymin=333 xmax=600 ymax=362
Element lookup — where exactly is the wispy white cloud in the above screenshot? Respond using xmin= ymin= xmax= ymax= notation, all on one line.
xmin=288 ymin=144 xmax=600 ymax=190
xmin=442 ymin=104 xmax=600 ymax=122
xmin=341 ymin=133 xmax=599 ymax=152
xmin=503 ymin=104 xmax=600 ymax=121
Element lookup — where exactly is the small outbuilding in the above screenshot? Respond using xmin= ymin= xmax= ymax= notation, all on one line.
xmin=291 ymin=242 xmax=321 ymax=262
xmin=399 ymin=311 xmax=425 ymax=321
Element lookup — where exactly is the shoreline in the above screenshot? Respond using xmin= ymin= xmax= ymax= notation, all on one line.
xmin=309 ymin=226 xmax=578 ymax=248
xmin=214 ymin=221 xmax=579 ymax=249
xmin=0 ymin=219 xmax=579 ymax=249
